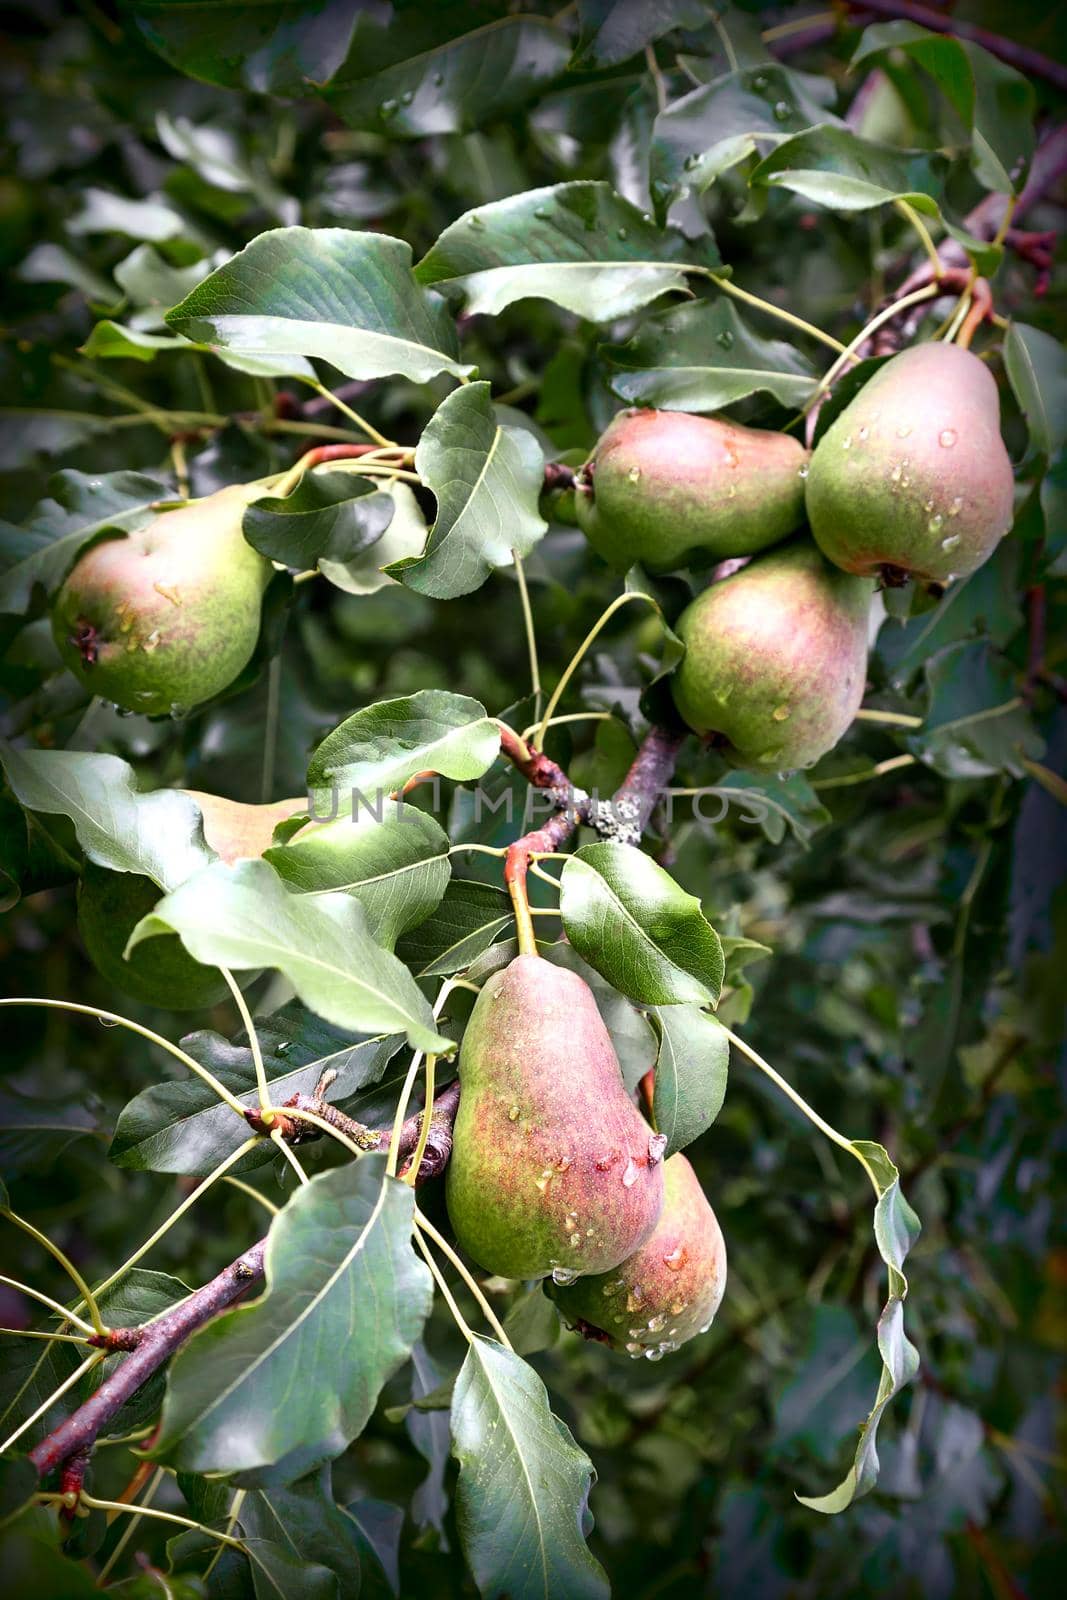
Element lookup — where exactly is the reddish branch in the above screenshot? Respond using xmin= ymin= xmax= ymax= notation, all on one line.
xmin=29 ymin=1242 xmax=267 ymax=1480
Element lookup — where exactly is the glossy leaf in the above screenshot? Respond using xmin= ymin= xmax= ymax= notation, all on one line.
xmin=0 ymin=748 xmax=212 ymax=890
xmin=243 ymin=473 xmax=395 ymax=579
xmin=167 ymin=228 xmax=472 ymax=384
xmin=912 ymin=641 xmax=1043 ymax=780
xmin=577 ymin=0 xmax=708 ymax=68
xmin=0 ymin=1088 xmax=99 ymax=1179
xmin=1003 ymin=322 xmax=1067 ymax=458
xmin=129 ymin=857 xmax=454 ymax=1054
xmin=851 ymin=21 xmax=1034 ymax=195
xmin=651 ymin=1004 xmax=729 ymax=1158
xmin=153 ymin=1157 xmax=433 ymax=1483
xmin=266 ymin=806 xmax=451 ymax=948
xmin=110 ymin=1007 xmax=401 ymax=1176
xmin=388 ymin=383 xmax=546 ymax=598
xmin=451 ymin=1337 xmax=609 ymax=1600
xmin=327 ymin=16 xmax=569 ymax=136
xmin=751 ymin=127 xmax=948 ymax=212
xmin=415 ymin=181 xmax=721 ymax=322
xmin=307 ymin=690 xmax=500 ymax=807
xmin=238 ymin=1467 xmax=365 ymax=1600
xmin=560 ymin=842 xmax=724 ymax=1006
xmin=394 ymin=878 xmax=514 ymax=977
xmin=604 ymin=298 xmax=818 ymax=410
xmin=127 ymin=0 xmax=382 ymax=94
xmin=650 ymin=63 xmax=841 ymax=209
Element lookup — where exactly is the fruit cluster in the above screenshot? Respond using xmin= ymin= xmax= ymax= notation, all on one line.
xmin=446 ymin=955 xmax=726 ymax=1360
xmin=575 ymin=342 xmax=1014 ymax=771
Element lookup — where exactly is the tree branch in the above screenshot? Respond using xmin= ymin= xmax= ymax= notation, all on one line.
xmin=28 ymin=1242 xmax=266 ymax=1481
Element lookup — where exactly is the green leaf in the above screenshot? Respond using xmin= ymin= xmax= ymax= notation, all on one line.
xmin=80 ymin=321 xmax=184 ymax=361
xmin=651 ymin=1005 xmax=729 ymax=1158
xmin=127 ymin=0 xmax=382 ymax=94
xmin=238 ymin=1468 xmax=365 ymax=1600
xmin=650 ymin=64 xmax=841 ymax=210
xmin=415 ymin=181 xmax=721 ymax=322
xmin=111 ymin=1009 xmax=401 ymax=1176
xmin=307 ymin=690 xmax=501 ymax=806
xmin=451 ymin=1337 xmax=609 ymax=1600
xmin=0 ymin=748 xmax=212 ymax=890
xmin=81 ymin=318 xmax=316 ymax=381
xmin=130 ymin=858 xmax=454 ymax=1055
xmin=751 ymin=127 xmax=948 ymax=212
xmin=851 ymin=21 xmax=1034 ymax=195
xmin=0 ymin=469 xmax=170 ymax=614
xmin=244 ymin=1539 xmax=337 ymax=1600
xmin=16 ymin=242 xmax=117 ymax=303
xmin=797 ymin=1142 xmax=921 ymax=1511
xmin=560 ymin=842 xmax=724 ymax=1006
xmin=577 ymin=0 xmax=709 ymax=68
xmin=912 ymin=640 xmax=1043 ymax=779
xmin=153 ymin=1157 xmax=433 ymax=1483
xmin=266 ymin=806 xmax=451 ymax=949
xmin=167 ymin=228 xmax=472 ymax=385
xmin=604 ymin=298 xmax=818 ymax=410
xmin=155 ymin=112 xmax=295 ymax=222
xmin=388 ymin=383 xmax=546 ymax=598
xmin=326 ymin=16 xmax=569 ymax=136
xmin=243 ymin=473 xmax=395 ymax=579
xmin=0 ymin=1458 xmax=38 ymax=1529
xmin=68 ymin=186 xmax=186 ymax=243
xmin=395 ymin=878 xmax=514 ymax=977
xmin=710 ymin=771 xmax=832 ymax=845
xmin=0 ymin=1088 xmax=99 ymax=1180
xmin=1003 ymin=322 xmax=1067 ymax=459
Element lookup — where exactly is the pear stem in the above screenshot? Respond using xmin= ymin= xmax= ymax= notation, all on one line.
xmin=513 ymin=550 xmax=541 ymax=703
xmin=893 ymin=200 xmax=943 ymax=280
xmin=533 ymin=591 xmax=656 ymax=751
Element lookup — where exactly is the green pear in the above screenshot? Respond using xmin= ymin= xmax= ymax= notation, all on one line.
xmin=671 ymin=540 xmax=873 ymax=771
xmin=78 ymin=862 xmax=229 ymax=1010
xmin=805 ymin=342 xmax=1014 ymax=584
xmin=52 ymin=483 xmax=272 ymax=716
xmin=548 ymin=1152 xmax=726 ymax=1358
xmin=574 ymin=408 xmax=809 ymax=574
xmin=446 ymin=955 xmax=665 ymax=1281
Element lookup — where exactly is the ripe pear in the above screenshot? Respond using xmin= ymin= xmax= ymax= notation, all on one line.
xmin=805 ymin=342 xmax=1014 ymax=584
xmin=671 ymin=540 xmax=872 ymax=771
xmin=446 ymin=955 xmax=664 ymax=1281
xmin=548 ymin=1152 xmax=726 ymax=1359
xmin=574 ymin=408 xmax=809 ymax=574
xmin=184 ymin=791 xmax=305 ymax=862
xmin=52 ymin=483 xmax=272 ymax=716
xmin=78 ymin=863 xmax=229 ymax=1010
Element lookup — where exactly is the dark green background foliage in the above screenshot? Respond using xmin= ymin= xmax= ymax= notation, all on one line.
xmin=0 ymin=1 xmax=1064 ymax=1596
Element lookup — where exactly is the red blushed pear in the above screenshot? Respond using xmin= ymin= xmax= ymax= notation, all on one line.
xmin=670 ymin=539 xmax=873 ymax=772
xmin=574 ymin=408 xmax=809 ymax=574
xmin=805 ymin=342 xmax=1015 ymax=586
xmin=445 ymin=955 xmax=665 ymax=1282
xmin=548 ymin=1152 xmax=726 ymax=1359
xmin=52 ymin=482 xmax=272 ymax=717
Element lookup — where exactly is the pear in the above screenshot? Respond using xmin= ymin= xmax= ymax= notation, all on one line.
xmin=548 ymin=1152 xmax=726 ymax=1358
xmin=52 ymin=483 xmax=272 ymax=716
xmin=78 ymin=863 xmax=230 ymax=1010
xmin=185 ymin=791 xmax=305 ymax=862
xmin=805 ymin=342 xmax=1014 ymax=585
xmin=574 ymin=408 xmax=809 ymax=574
xmin=670 ymin=540 xmax=873 ymax=771
xmin=446 ymin=955 xmax=664 ymax=1281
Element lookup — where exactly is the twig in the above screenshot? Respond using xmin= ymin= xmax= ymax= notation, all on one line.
xmin=28 ymin=1242 xmax=267 ymax=1481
